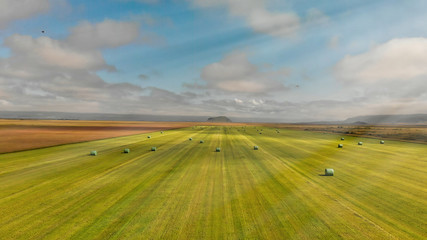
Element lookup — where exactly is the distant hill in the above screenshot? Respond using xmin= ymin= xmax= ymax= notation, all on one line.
xmin=343 ymin=114 xmax=427 ymax=125
xmin=296 ymin=114 xmax=427 ymax=125
xmin=207 ymin=116 xmax=232 ymax=123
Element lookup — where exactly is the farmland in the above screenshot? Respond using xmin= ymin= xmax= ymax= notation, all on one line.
xmin=0 ymin=119 xmax=254 ymax=154
xmin=265 ymin=123 xmax=427 ymax=144
xmin=0 ymin=120 xmax=199 ymax=153
xmin=0 ymin=126 xmax=425 ymax=239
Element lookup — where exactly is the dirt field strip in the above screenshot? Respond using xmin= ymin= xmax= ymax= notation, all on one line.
xmin=0 ymin=120 xmax=201 ymax=153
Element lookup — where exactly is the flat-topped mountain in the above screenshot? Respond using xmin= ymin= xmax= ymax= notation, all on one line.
xmin=207 ymin=116 xmax=232 ymax=123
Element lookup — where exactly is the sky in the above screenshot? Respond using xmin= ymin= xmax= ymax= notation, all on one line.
xmin=1 ymin=0 xmax=427 ymax=122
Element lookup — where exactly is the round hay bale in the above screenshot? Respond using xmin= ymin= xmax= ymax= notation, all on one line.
xmin=124 ymin=148 xmax=130 ymax=153
xmin=147 ymin=136 xmax=151 ymax=139
xmin=341 ymin=137 xmax=345 ymax=140
xmin=325 ymin=168 xmax=334 ymax=176
xmin=338 ymin=144 xmax=343 ymax=148
xmin=254 ymin=146 xmax=259 ymax=150
xmin=161 ymin=131 xmax=163 ymax=134
xmin=151 ymin=147 xmax=157 ymax=151
xmin=358 ymin=142 xmax=363 ymax=145
xmin=200 ymin=140 xmax=204 ymax=143
xmin=90 ymin=150 xmax=97 ymax=156
xmin=216 ymin=147 xmax=221 ymax=152
xmin=380 ymin=140 xmax=385 ymax=144
xmin=189 ymin=138 xmax=193 ymax=141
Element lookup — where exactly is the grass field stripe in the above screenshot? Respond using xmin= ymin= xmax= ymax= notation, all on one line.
xmin=258 ymin=130 xmax=424 ymax=239
xmin=0 ymin=130 xmax=188 ymax=203
xmin=240 ymin=130 xmax=402 ymax=239
xmin=0 ymin=129 xmax=196 ymax=236
xmin=69 ymin=129 xmax=210 ymax=239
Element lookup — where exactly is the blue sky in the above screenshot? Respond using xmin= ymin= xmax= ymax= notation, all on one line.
xmin=1 ymin=0 xmax=427 ymax=121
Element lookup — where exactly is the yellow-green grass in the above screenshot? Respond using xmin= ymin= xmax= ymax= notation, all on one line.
xmin=0 ymin=126 xmax=425 ymax=239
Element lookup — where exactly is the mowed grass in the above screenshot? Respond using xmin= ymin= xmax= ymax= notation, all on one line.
xmin=0 ymin=126 xmax=425 ymax=239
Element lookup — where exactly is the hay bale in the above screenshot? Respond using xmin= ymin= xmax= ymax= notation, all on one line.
xmin=254 ymin=146 xmax=259 ymax=150
xmin=147 ymin=136 xmax=151 ymax=139
xmin=151 ymin=147 xmax=157 ymax=151
xmin=200 ymin=140 xmax=204 ymax=143
xmin=325 ymin=168 xmax=334 ymax=176
xmin=124 ymin=148 xmax=130 ymax=153
xmin=189 ymin=138 xmax=193 ymax=141
xmin=338 ymin=144 xmax=343 ymax=148
xmin=341 ymin=137 xmax=345 ymax=140
xmin=358 ymin=142 xmax=363 ymax=145
xmin=380 ymin=140 xmax=385 ymax=144
xmin=216 ymin=147 xmax=221 ymax=152
xmin=90 ymin=150 xmax=97 ymax=156
xmin=161 ymin=131 xmax=163 ymax=134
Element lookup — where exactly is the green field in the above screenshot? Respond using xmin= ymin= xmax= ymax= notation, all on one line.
xmin=0 ymin=126 xmax=426 ymax=239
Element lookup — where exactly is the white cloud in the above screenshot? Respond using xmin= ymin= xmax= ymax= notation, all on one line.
xmin=0 ymin=99 xmax=11 ymax=106
xmin=234 ymin=98 xmax=243 ymax=103
xmin=331 ymin=37 xmax=427 ymax=118
xmin=200 ymin=51 xmax=288 ymax=93
xmin=328 ymin=35 xmax=339 ymax=49
xmin=67 ymin=20 xmax=140 ymax=50
xmin=0 ymin=0 xmax=50 ymax=28
xmin=3 ymin=34 xmax=111 ymax=73
xmin=190 ymin=0 xmax=300 ymax=38
xmin=250 ymin=99 xmax=264 ymax=105
xmin=335 ymin=38 xmax=427 ymax=83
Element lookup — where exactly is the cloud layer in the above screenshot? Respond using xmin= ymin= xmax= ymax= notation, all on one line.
xmin=67 ymin=20 xmax=141 ymax=50
xmin=335 ymin=38 xmax=427 ymax=83
xmin=0 ymin=0 xmax=50 ymax=29
xmin=199 ymin=51 xmax=288 ymax=93
xmin=0 ymin=19 xmax=144 ymax=112
xmin=191 ymin=0 xmax=300 ymax=38
xmin=332 ymin=37 xmax=427 ymax=116
xmin=1 ymin=1 xmax=426 ymax=122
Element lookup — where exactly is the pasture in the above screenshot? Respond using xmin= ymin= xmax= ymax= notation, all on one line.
xmin=0 ymin=126 xmax=425 ymax=239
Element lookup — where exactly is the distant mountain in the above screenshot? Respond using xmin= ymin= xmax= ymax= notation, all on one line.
xmin=207 ymin=116 xmax=232 ymax=123
xmin=343 ymin=114 xmax=427 ymax=125
xmin=295 ymin=114 xmax=427 ymax=125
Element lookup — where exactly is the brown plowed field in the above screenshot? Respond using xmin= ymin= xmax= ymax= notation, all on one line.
xmin=0 ymin=120 xmax=201 ymax=153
